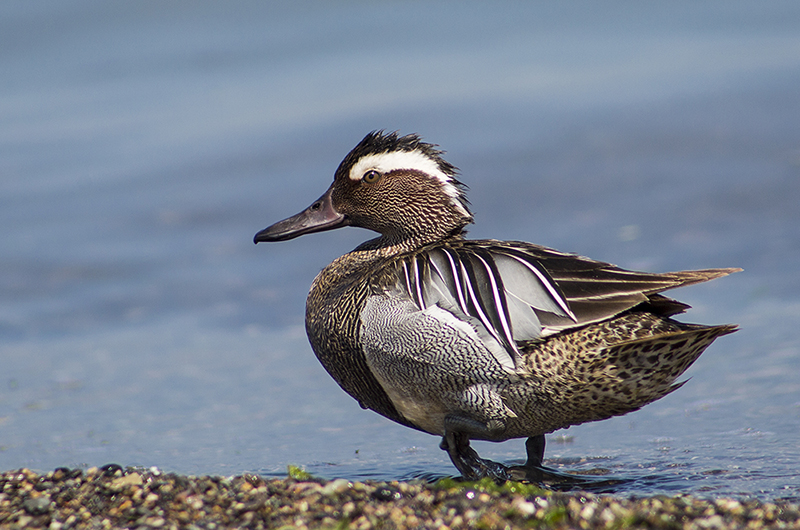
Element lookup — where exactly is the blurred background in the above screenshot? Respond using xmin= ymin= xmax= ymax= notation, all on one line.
xmin=1 ymin=1 xmax=798 ymax=499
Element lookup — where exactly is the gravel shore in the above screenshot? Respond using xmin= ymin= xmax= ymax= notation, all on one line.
xmin=1 ymin=466 xmax=798 ymax=529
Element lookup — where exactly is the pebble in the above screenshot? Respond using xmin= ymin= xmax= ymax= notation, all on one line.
xmin=0 ymin=467 xmax=798 ymax=529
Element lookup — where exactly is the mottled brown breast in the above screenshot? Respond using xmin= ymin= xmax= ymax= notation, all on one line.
xmin=305 ymin=249 xmax=420 ymax=430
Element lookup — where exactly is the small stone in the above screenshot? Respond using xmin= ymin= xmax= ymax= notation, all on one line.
xmin=23 ymin=495 xmax=51 ymax=515
xmin=697 ymin=514 xmax=724 ymax=528
xmin=100 ymin=463 xmax=124 ymax=476
xmin=320 ymin=478 xmax=351 ymax=495
xmin=51 ymin=468 xmax=69 ymax=481
xmin=110 ymin=472 xmax=142 ymax=490
xmin=371 ymin=486 xmax=402 ymax=501
xmin=144 ymin=516 xmax=166 ymax=527
xmin=511 ymin=498 xmax=536 ymax=517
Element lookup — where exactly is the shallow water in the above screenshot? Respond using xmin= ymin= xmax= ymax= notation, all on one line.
xmin=2 ymin=1 xmax=799 ymax=501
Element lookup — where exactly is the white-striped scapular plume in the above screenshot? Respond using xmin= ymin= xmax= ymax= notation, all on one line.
xmin=255 ymin=130 xmax=740 ymax=482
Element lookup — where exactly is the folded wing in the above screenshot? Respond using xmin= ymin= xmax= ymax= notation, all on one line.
xmin=400 ymin=240 xmax=739 ymax=371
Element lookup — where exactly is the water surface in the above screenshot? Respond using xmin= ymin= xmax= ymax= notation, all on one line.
xmin=1 ymin=1 xmax=799 ymax=500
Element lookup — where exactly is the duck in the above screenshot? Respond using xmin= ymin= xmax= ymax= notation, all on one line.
xmin=254 ymin=130 xmax=739 ymax=481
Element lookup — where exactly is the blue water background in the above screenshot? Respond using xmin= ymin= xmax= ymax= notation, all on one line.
xmin=2 ymin=1 xmax=799 ymax=500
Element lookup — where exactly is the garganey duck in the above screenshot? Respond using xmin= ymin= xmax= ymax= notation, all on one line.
xmin=254 ymin=131 xmax=739 ymax=481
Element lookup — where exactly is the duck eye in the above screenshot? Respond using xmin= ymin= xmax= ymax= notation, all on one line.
xmin=362 ymin=170 xmax=381 ymax=184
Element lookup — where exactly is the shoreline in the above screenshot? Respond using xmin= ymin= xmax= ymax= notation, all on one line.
xmin=1 ymin=467 xmax=798 ymax=529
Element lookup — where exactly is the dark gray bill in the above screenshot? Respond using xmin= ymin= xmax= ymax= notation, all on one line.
xmin=254 ymin=185 xmax=348 ymax=243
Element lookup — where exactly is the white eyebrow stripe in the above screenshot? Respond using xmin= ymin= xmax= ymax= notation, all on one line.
xmin=349 ymin=150 xmax=449 ymax=184
xmin=348 ymin=150 xmax=469 ymax=217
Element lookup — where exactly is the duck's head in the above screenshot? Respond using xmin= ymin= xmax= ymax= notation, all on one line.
xmin=254 ymin=131 xmax=473 ymax=249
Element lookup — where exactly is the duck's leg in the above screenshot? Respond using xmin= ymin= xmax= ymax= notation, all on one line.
xmin=506 ymin=434 xmax=547 ymax=482
xmin=440 ymin=431 xmax=549 ymax=483
xmin=503 ymin=435 xmax=549 ymax=483
xmin=525 ymin=435 xmax=546 ymax=468
xmin=441 ymin=416 xmax=509 ymax=481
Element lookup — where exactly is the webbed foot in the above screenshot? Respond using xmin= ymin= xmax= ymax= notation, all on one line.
xmin=440 ymin=431 xmax=509 ymax=482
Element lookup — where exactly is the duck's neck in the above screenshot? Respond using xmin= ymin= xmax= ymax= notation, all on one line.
xmin=354 ymin=228 xmax=467 ymax=256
